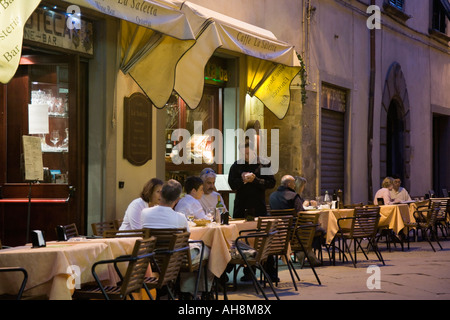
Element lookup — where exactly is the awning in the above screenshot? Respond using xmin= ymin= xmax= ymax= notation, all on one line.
xmin=174 ymin=1 xmax=301 ymax=119
xmin=0 ymin=0 xmax=41 ymax=84
xmin=121 ymin=1 xmax=301 ymax=119
xmin=63 ymin=0 xmax=195 ymax=40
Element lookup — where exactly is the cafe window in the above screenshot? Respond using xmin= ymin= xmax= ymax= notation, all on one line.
xmin=5 ymin=60 xmax=72 ymax=184
xmin=165 ymin=57 xmax=226 ymax=183
xmin=432 ymin=0 xmax=448 ymax=34
xmin=320 ymin=83 xmax=347 ymax=195
xmin=389 ymin=0 xmax=404 ymax=11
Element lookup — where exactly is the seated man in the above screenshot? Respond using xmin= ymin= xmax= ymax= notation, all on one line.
xmin=141 ymin=179 xmax=190 ymax=231
xmin=175 ymin=176 xmax=208 ymax=220
xmin=269 ymin=175 xmax=305 ymax=212
xmin=198 ymin=168 xmax=227 ymax=213
xmin=142 ymin=179 xmax=211 ymax=299
xmin=390 ymin=175 xmax=412 ymax=202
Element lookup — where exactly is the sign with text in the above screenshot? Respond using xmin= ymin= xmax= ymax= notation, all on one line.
xmin=0 ymin=0 xmax=41 ymax=83
xmin=22 ymin=135 xmax=44 ymax=181
xmin=63 ymin=0 xmax=194 ymax=40
xmin=123 ymin=92 xmax=152 ymax=166
xmin=24 ymin=6 xmax=94 ymax=55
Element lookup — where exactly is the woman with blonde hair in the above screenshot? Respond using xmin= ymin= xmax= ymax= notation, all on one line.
xmin=373 ymin=177 xmax=399 ymax=205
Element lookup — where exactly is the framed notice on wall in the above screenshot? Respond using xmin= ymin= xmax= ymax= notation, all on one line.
xmin=22 ymin=135 xmax=44 ymax=181
xmin=123 ymin=93 xmax=152 ymax=166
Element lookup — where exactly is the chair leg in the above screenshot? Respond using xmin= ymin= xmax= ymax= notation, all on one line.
xmin=284 ymin=254 xmax=298 ymax=291
xmin=257 ymin=264 xmax=280 ymax=300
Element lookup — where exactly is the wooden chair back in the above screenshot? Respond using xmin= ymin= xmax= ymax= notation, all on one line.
xmin=257 ymin=215 xmax=293 ymax=256
xmin=91 ymin=221 xmax=116 ymax=236
xmin=153 ymin=232 xmax=191 ymax=288
xmin=103 ymin=229 xmax=150 ymax=238
xmin=64 ymin=223 xmax=79 ymax=239
xmin=120 ymin=237 xmax=157 ymax=297
xmin=349 ymin=206 xmax=381 ymax=239
xmin=113 ymin=219 xmax=124 ymax=230
xmin=145 ymin=228 xmax=192 ymax=270
xmin=291 ymin=212 xmax=320 ymax=253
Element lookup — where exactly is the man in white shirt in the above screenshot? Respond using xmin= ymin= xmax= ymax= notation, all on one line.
xmin=198 ymin=168 xmax=227 ymax=213
xmin=141 ymin=179 xmax=190 ymax=232
xmin=175 ymin=176 xmax=208 ymax=220
xmin=390 ymin=176 xmax=412 ymax=202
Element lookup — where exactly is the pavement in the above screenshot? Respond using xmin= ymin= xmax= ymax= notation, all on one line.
xmin=223 ymin=237 xmax=450 ymax=300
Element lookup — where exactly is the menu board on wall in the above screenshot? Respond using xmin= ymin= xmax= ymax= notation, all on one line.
xmin=123 ymin=93 xmax=153 ymax=166
xmin=22 ymin=135 xmax=44 ymax=182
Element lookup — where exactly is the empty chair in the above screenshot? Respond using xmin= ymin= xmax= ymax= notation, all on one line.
xmin=91 ymin=221 xmax=116 ymax=237
xmin=114 ymin=218 xmax=124 ymax=230
xmin=257 ymin=216 xmax=297 ymax=290
xmin=73 ymin=237 xmax=157 ymax=300
xmin=228 ymin=220 xmax=280 ymax=300
xmin=55 ymin=223 xmax=80 ymax=241
xmin=335 ymin=206 xmax=384 ymax=267
xmin=63 ymin=223 xmax=79 ymax=239
xmin=405 ymin=201 xmax=443 ymax=252
xmin=431 ymin=198 xmax=450 ymax=239
xmin=0 ymin=267 xmax=28 ymax=300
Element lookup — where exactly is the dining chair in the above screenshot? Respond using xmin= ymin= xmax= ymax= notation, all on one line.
xmin=113 ymin=218 xmax=124 ymax=230
xmin=335 ymin=206 xmax=384 ymax=268
xmin=404 ymin=201 xmax=443 ymax=252
xmin=62 ymin=223 xmax=79 ymax=239
xmin=145 ymin=228 xmax=209 ymax=300
xmin=72 ymin=237 xmax=157 ymax=300
xmin=143 ymin=232 xmax=191 ymax=300
xmin=103 ymin=229 xmax=150 ymax=238
xmin=0 ymin=267 xmax=28 ymax=300
xmin=290 ymin=212 xmax=322 ymax=285
xmin=442 ymin=189 xmax=449 ymax=198
xmin=256 ymin=215 xmax=298 ymax=290
xmin=228 ymin=220 xmax=280 ymax=300
xmin=343 ymin=202 xmax=364 ymax=209
xmin=430 ymin=198 xmax=450 ymax=239
xmin=91 ymin=220 xmax=116 ymax=237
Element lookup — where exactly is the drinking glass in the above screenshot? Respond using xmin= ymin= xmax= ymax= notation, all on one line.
xmin=50 ymin=130 xmax=60 ymax=147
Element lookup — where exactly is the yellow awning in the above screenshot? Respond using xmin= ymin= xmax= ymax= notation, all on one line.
xmin=0 ymin=0 xmax=41 ymax=84
xmin=173 ymin=1 xmax=301 ymax=119
xmin=117 ymin=1 xmax=301 ymax=117
xmin=64 ymin=0 xmax=195 ymax=40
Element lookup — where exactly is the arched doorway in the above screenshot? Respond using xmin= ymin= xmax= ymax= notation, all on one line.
xmin=380 ymin=63 xmax=411 ymax=191
xmin=386 ymin=99 xmax=405 ymax=183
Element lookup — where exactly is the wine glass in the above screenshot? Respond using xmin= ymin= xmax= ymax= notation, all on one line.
xmin=50 ymin=130 xmax=60 ymax=148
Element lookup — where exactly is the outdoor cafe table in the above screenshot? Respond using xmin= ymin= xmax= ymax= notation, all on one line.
xmin=189 ymin=220 xmax=257 ymax=278
xmin=301 ymin=204 xmax=413 ymax=244
xmin=0 ymin=237 xmax=140 ymax=300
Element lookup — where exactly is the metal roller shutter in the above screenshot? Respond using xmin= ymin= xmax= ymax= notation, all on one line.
xmin=321 ymin=108 xmax=344 ymax=195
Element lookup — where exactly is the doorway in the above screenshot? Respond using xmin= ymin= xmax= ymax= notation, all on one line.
xmin=386 ymin=99 xmax=405 ymax=182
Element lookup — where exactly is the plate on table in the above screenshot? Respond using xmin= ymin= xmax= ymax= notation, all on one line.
xmin=194 ymin=219 xmax=211 ymax=227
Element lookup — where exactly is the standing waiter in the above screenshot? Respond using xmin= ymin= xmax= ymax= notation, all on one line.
xmin=228 ymin=138 xmax=276 ymax=219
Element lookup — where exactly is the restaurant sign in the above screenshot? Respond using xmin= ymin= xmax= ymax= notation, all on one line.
xmin=0 ymin=0 xmax=41 ymax=83
xmin=24 ymin=5 xmax=94 ymax=56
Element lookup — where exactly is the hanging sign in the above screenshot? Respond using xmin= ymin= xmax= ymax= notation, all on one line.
xmin=0 ymin=0 xmax=41 ymax=84
xmin=24 ymin=6 xmax=94 ymax=55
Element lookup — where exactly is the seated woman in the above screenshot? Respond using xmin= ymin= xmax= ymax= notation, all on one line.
xmin=374 ymin=177 xmax=401 ymax=205
xmin=119 ymin=178 xmax=163 ymax=230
